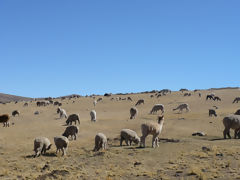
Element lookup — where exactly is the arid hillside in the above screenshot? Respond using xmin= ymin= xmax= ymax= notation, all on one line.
xmin=0 ymin=93 xmax=32 ymax=103
xmin=0 ymin=88 xmax=240 ymax=179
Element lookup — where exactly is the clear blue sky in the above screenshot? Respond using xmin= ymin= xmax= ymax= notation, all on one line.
xmin=0 ymin=1 xmax=239 ymax=98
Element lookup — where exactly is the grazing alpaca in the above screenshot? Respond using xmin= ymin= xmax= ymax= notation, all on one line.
xmin=173 ymin=103 xmax=190 ymax=113
xmin=183 ymin=93 xmax=191 ymax=97
xmin=12 ymin=110 xmax=20 ymax=117
xmin=213 ymin=96 xmax=221 ymax=101
xmin=127 ymin=97 xmax=133 ymax=101
xmin=209 ymin=109 xmax=217 ymax=117
xmin=34 ymin=137 xmax=52 ymax=157
xmin=233 ymin=97 xmax=240 ymax=103
xmin=235 ymin=109 xmax=240 ymax=115
xmin=65 ymin=114 xmax=80 ymax=125
xmin=135 ymin=99 xmax=144 ymax=106
xmin=54 ymin=136 xmax=69 ymax=156
xmin=93 ymin=133 xmax=107 ymax=151
xmin=150 ymin=104 xmax=164 ymax=114
xmin=206 ymin=95 xmax=214 ymax=100
xmin=120 ymin=129 xmax=140 ymax=146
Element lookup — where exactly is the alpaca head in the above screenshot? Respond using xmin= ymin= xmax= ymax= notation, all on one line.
xmin=158 ymin=115 xmax=164 ymax=124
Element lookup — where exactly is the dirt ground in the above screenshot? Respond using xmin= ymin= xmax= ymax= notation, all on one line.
xmin=1 ymin=89 xmax=240 ymax=180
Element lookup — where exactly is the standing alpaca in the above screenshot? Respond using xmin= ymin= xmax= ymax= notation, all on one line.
xmin=130 ymin=107 xmax=138 ymax=119
xmin=90 ymin=110 xmax=97 ymax=122
xmin=0 ymin=114 xmax=10 ymax=127
xmin=93 ymin=100 xmax=97 ymax=107
xmin=140 ymin=116 xmax=164 ymax=148
xmin=223 ymin=115 xmax=240 ymax=139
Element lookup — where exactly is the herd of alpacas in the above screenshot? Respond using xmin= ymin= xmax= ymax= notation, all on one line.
xmin=1 ymin=90 xmax=240 ymax=158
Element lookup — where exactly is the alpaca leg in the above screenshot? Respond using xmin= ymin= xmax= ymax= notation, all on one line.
xmin=140 ymin=136 xmax=146 ymax=147
xmin=234 ymin=129 xmax=238 ymax=139
xmin=61 ymin=149 xmax=65 ymax=156
xmin=120 ymin=137 xmax=123 ymax=146
xmin=126 ymin=139 xmax=129 ymax=146
xmin=152 ymin=135 xmax=158 ymax=148
xmin=155 ymin=137 xmax=159 ymax=147
xmin=223 ymin=128 xmax=231 ymax=139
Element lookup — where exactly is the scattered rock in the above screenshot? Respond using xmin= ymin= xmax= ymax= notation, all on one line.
xmin=34 ymin=111 xmax=40 ymax=115
xmin=175 ymin=173 xmax=180 ymax=177
xmin=42 ymin=164 xmax=50 ymax=171
xmin=37 ymin=169 xmax=69 ymax=180
xmin=192 ymin=132 xmax=206 ymax=136
xmin=134 ymin=162 xmax=142 ymax=166
xmin=113 ymin=137 xmax=120 ymax=141
xmin=178 ymin=118 xmax=185 ymax=120
xmin=202 ymin=146 xmax=211 ymax=152
xmin=216 ymin=153 xmax=223 ymax=157
xmin=93 ymin=152 xmax=105 ymax=157
xmin=176 ymin=171 xmax=183 ymax=175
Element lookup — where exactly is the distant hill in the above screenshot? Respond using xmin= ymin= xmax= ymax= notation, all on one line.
xmin=0 ymin=87 xmax=239 ymax=103
xmin=57 ymin=94 xmax=81 ymax=99
xmin=36 ymin=94 xmax=82 ymax=100
xmin=207 ymin=87 xmax=239 ymax=91
xmin=0 ymin=93 xmax=32 ymax=103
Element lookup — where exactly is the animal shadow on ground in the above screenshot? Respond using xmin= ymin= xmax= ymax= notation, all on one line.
xmin=209 ymin=138 xmax=230 ymax=141
xmin=158 ymin=138 xmax=180 ymax=143
xmin=43 ymin=152 xmax=57 ymax=157
xmin=125 ymin=146 xmax=139 ymax=150
xmin=81 ymin=147 xmax=91 ymax=154
xmin=198 ymin=136 xmax=225 ymax=141
xmin=25 ymin=152 xmax=56 ymax=158
xmin=93 ymin=151 xmax=105 ymax=157
xmin=173 ymin=112 xmax=183 ymax=114
xmin=25 ymin=154 xmax=35 ymax=158
xmin=109 ymin=144 xmax=120 ymax=148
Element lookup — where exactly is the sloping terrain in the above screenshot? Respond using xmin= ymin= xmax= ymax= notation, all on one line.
xmin=0 ymin=89 xmax=240 ymax=179
xmin=0 ymin=93 xmax=32 ymax=103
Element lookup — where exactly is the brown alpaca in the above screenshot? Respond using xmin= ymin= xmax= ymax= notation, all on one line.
xmin=0 ymin=114 xmax=10 ymax=127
